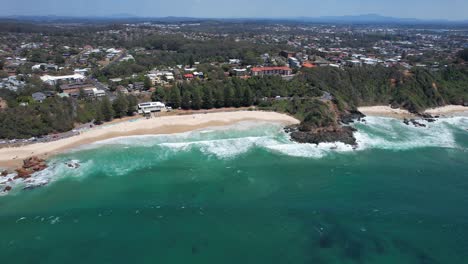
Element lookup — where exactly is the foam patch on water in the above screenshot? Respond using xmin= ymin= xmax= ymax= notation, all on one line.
xmin=160 ymin=136 xmax=280 ymax=159
xmin=0 ymin=159 xmax=94 ymax=196
xmin=353 ymin=116 xmax=466 ymax=150
xmin=266 ymin=142 xmax=355 ymax=158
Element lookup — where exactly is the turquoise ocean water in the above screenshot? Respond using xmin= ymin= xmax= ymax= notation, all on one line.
xmin=0 ymin=116 xmax=467 ymax=263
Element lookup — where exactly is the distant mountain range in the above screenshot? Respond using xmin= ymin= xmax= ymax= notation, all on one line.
xmin=1 ymin=14 xmax=467 ymax=25
xmin=293 ymin=14 xmax=467 ymax=24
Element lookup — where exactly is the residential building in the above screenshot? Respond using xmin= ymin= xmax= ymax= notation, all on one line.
xmin=138 ymin=102 xmax=166 ymax=114
xmin=251 ymin=67 xmax=292 ymax=77
xmin=233 ymin=68 xmax=248 ymax=76
xmin=60 ymin=83 xmax=96 ymax=97
xmin=280 ymin=51 xmax=296 ymax=58
xmin=32 ymin=92 xmax=47 ymax=103
xmin=40 ymin=74 xmax=86 ymax=85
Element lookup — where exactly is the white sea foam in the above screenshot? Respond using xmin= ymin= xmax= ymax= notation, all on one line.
xmin=353 ymin=116 xmax=465 ymax=150
xmin=65 ymin=116 xmax=468 ymax=159
xmin=266 ymin=142 xmax=355 ymax=158
xmin=160 ymin=136 xmax=280 ymax=159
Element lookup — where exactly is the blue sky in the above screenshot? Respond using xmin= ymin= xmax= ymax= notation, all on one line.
xmin=2 ymin=0 xmax=467 ymax=20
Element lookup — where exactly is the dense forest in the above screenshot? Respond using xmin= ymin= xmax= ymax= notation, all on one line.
xmin=0 ymin=94 xmax=137 ymax=139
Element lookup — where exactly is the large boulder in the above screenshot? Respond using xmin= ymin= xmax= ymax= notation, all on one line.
xmin=15 ymin=168 xmax=32 ymax=179
xmin=341 ymin=110 xmax=366 ymax=124
xmin=290 ymin=126 xmax=357 ymax=145
xmin=23 ymin=156 xmax=46 ymax=169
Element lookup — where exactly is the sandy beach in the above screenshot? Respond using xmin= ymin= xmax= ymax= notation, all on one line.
xmin=424 ymin=105 xmax=468 ymax=116
xmin=0 ymin=111 xmax=299 ymax=170
xmin=358 ymin=106 xmax=415 ymax=119
xmin=359 ymin=105 xmax=468 ymax=118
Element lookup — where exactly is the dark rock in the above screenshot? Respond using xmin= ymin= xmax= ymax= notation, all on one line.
xmin=403 ymin=118 xmax=410 ymax=125
xmin=23 ymin=156 xmax=46 ymax=169
xmin=341 ymin=110 xmax=366 ymax=125
xmin=418 ymin=113 xmax=433 ymax=119
xmin=417 ymin=113 xmax=437 ymax=123
xmin=15 ymin=168 xmax=32 ymax=179
xmin=13 ymin=156 xmax=48 ymax=180
xmin=284 ymin=125 xmax=299 ymax=134
xmin=290 ymin=126 xmax=357 ymax=145
xmin=1 ymin=170 xmax=8 ymax=177
xmin=409 ymin=119 xmax=427 ymax=128
xmin=3 ymin=186 xmax=12 ymax=192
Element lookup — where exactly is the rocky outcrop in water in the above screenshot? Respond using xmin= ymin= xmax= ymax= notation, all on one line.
xmin=341 ymin=110 xmax=366 ymax=124
xmin=403 ymin=118 xmax=427 ymax=128
xmin=14 ymin=156 xmax=48 ymax=179
xmin=287 ymin=126 xmax=357 ymax=146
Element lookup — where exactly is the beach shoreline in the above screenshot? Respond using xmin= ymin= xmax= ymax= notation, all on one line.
xmin=0 ymin=111 xmax=299 ymax=170
xmin=358 ymin=105 xmax=468 ymax=119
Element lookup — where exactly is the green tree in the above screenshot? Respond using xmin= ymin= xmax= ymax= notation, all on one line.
xmin=168 ymin=86 xmax=181 ymax=108
xmin=202 ymin=86 xmax=213 ymax=109
xmin=100 ymin=97 xmax=115 ymax=122
xmin=78 ymin=88 xmax=87 ymax=100
xmin=191 ymin=86 xmax=202 ymax=110
xmin=144 ymin=76 xmax=152 ymax=90
xmin=127 ymin=95 xmax=138 ymax=116
xmin=152 ymin=87 xmax=166 ymax=102
xmin=181 ymin=90 xmax=192 ymax=110
xmin=54 ymin=54 xmax=65 ymax=64
xmin=214 ymin=87 xmax=225 ymax=108
xmin=233 ymin=85 xmax=243 ymax=107
xmin=188 ymin=55 xmax=195 ymax=68
xmin=112 ymin=93 xmax=129 ymax=118
xmin=242 ymin=86 xmax=254 ymax=106
xmin=223 ymin=84 xmax=235 ymax=107
xmin=94 ymin=106 xmax=104 ymax=125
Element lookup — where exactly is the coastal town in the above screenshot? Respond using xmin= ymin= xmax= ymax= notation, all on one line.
xmin=1 ymin=18 xmax=468 ymax=193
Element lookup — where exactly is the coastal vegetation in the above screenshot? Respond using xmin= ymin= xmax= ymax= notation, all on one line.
xmin=0 ymin=94 xmax=137 ymax=139
xmin=1 ymin=65 xmax=468 ymax=140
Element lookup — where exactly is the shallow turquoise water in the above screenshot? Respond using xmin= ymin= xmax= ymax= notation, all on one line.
xmin=0 ymin=117 xmax=467 ymax=263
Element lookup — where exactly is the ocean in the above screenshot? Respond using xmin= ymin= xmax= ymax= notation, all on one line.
xmin=0 ymin=116 xmax=467 ymax=263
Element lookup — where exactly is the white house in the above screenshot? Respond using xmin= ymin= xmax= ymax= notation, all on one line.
xmin=92 ymin=88 xmax=106 ymax=97
xmin=229 ymin=59 xmax=241 ymax=64
xmin=138 ymin=102 xmax=166 ymax=114
xmin=40 ymin=74 xmax=86 ymax=85
xmin=74 ymin=68 xmax=90 ymax=76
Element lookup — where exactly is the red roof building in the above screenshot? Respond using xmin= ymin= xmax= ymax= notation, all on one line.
xmin=184 ymin=73 xmax=194 ymax=79
xmin=302 ymin=62 xmax=317 ymax=68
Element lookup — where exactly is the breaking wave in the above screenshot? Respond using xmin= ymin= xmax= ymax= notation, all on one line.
xmin=75 ymin=116 xmax=468 ymax=161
